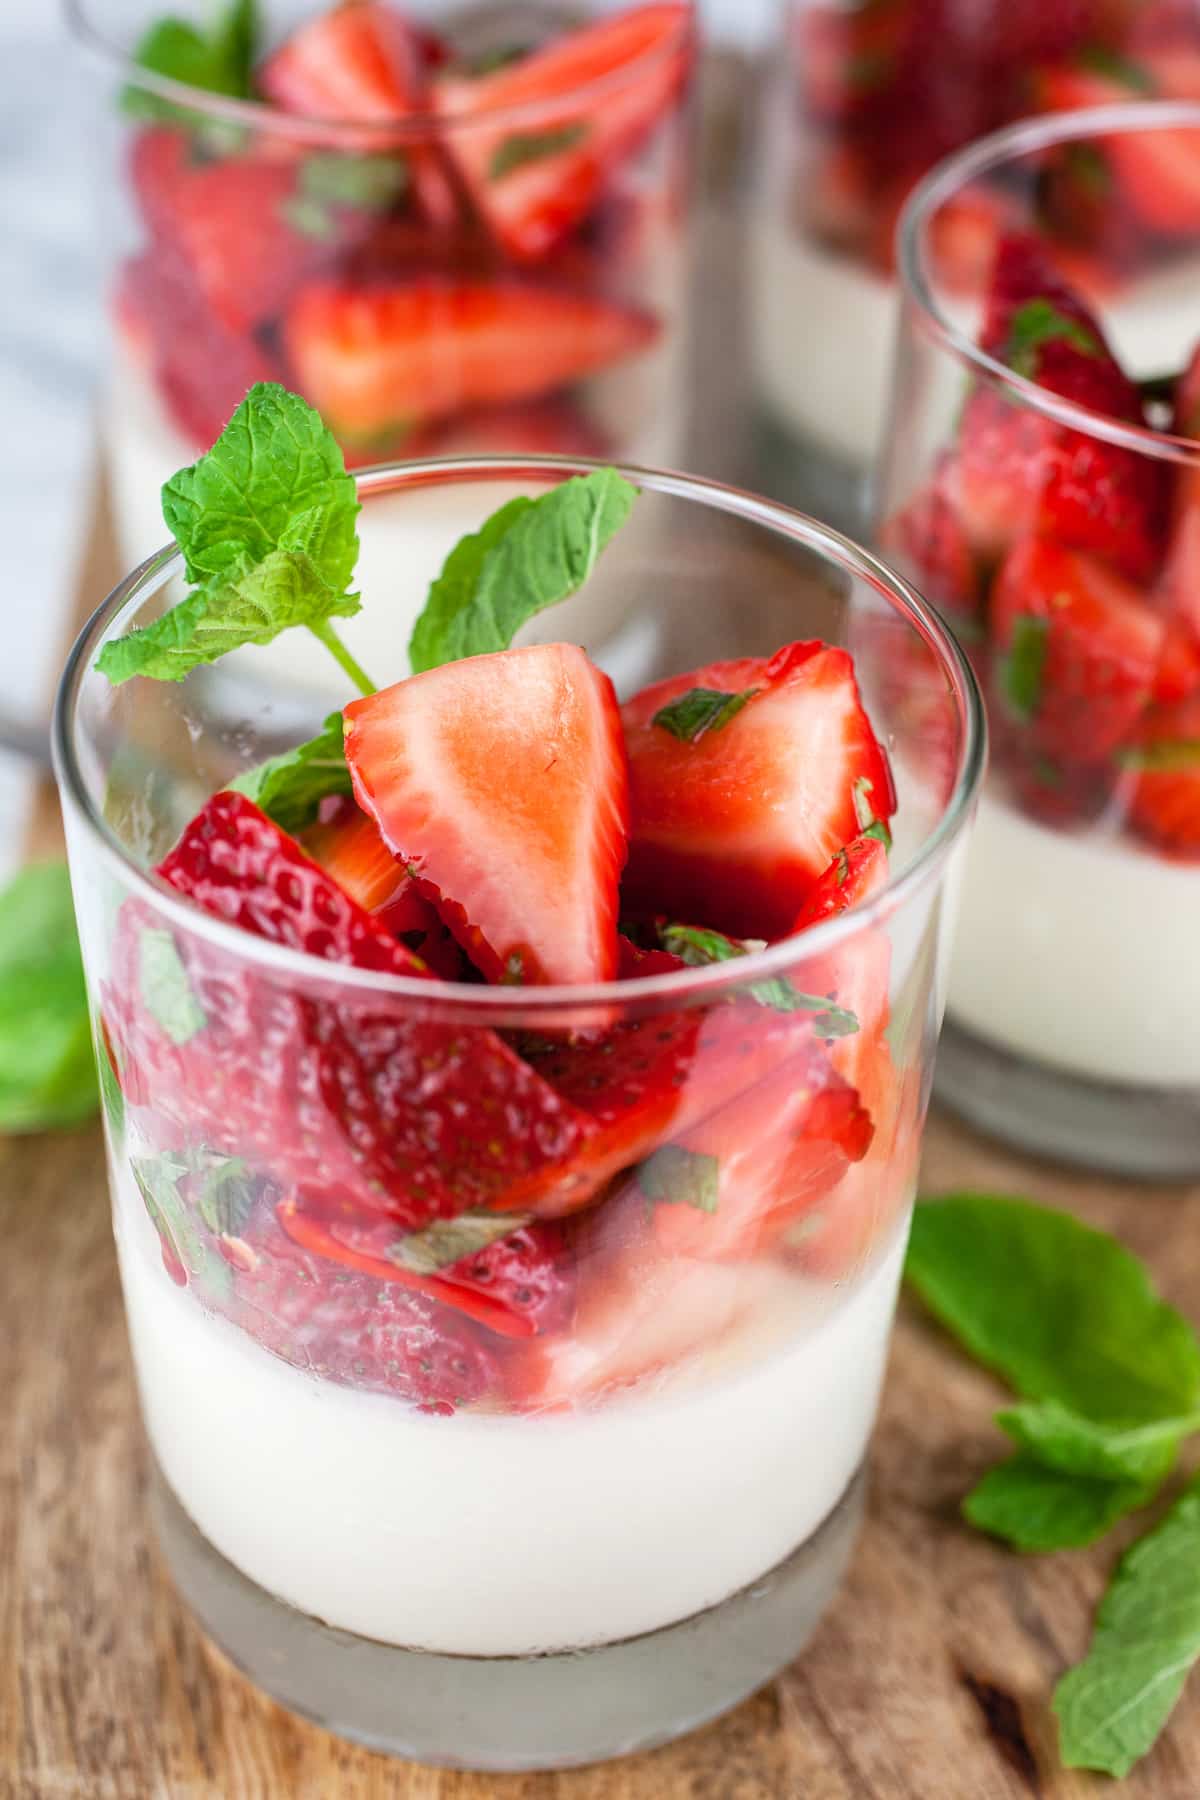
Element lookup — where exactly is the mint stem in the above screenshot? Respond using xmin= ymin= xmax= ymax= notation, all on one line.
xmin=308 ymin=622 xmax=377 ymax=697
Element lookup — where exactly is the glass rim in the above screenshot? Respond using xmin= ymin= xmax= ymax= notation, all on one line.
xmin=897 ymin=100 xmax=1200 ymax=468
xmin=52 ymin=453 xmax=985 ymax=1021
xmin=64 ymin=0 xmax=696 ymax=145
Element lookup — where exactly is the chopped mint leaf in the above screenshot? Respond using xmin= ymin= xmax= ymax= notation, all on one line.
xmin=964 ymin=1454 xmax=1150 ymax=1553
xmin=196 ymin=1155 xmax=257 ymax=1239
xmin=1118 ymin=737 xmax=1200 ymax=772
xmin=999 ymin=615 xmax=1048 ymax=722
xmin=390 ymin=1209 xmax=533 ymax=1275
xmin=851 ymin=776 xmax=893 ymax=851
xmin=906 ymin=1195 xmax=1200 ymax=1424
xmin=1055 ymin=1476 xmax=1200 ymax=1777
xmin=1005 ymin=298 xmax=1102 ymax=379
xmin=658 ymin=922 xmax=859 ymax=1036
xmin=284 ymin=151 xmax=409 ymax=238
xmin=97 ymin=1040 xmax=125 ymax=1142
xmin=121 ymin=0 xmax=260 ymax=122
xmin=1078 ymin=44 xmax=1154 ymax=92
xmin=490 ymin=121 xmax=588 ymax=180
xmin=0 ymin=864 xmax=98 ymax=1132
xmin=228 ymin=712 xmax=352 ymax=835
xmin=138 ymin=929 xmax=206 ymax=1047
xmin=1063 ymin=141 xmax=1111 ymax=199
xmin=639 ymin=1145 xmax=720 ymax=1213
xmin=651 ymin=686 xmax=759 ymax=744
xmin=408 ymin=468 xmax=637 ymax=673
xmin=997 ymin=1398 xmax=1199 ymax=1488
xmin=97 ymin=385 xmax=375 ymax=696
xmin=133 ymin=1152 xmax=232 ymax=1301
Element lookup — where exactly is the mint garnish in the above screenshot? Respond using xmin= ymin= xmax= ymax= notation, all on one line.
xmin=658 ymin=923 xmax=859 ymax=1036
xmin=390 ymin=1209 xmax=534 ymax=1276
xmin=639 ymin=1144 xmax=719 ymax=1213
xmin=1055 ymin=1478 xmax=1200 ymax=1778
xmin=0 ymin=864 xmax=98 ymax=1132
xmin=97 ymin=385 xmax=376 ymax=697
xmin=999 ymin=615 xmax=1048 ymax=722
xmin=133 ymin=1152 xmax=232 ymax=1300
xmin=196 ymin=1155 xmax=257 ymax=1239
xmin=997 ymin=1397 xmax=1200 ymax=1488
xmin=490 ymin=122 xmax=588 ymax=180
xmin=122 ymin=0 xmax=260 ymax=122
xmin=1078 ymin=44 xmax=1155 ymax=92
xmin=283 ymin=152 xmax=409 ymax=240
xmin=964 ymin=1456 xmax=1150 ymax=1554
xmin=138 ymin=929 xmax=206 ymax=1046
xmin=408 ymin=468 xmax=637 ymax=673
xmin=1004 ymin=298 xmax=1102 ymax=380
xmin=228 ymin=712 xmax=352 ymax=835
xmin=651 ymin=686 xmax=758 ymax=744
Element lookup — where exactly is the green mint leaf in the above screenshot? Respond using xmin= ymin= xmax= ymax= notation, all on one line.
xmin=408 ymin=468 xmax=637 ymax=673
xmin=133 ymin=1152 xmax=232 ymax=1302
xmin=228 ymin=713 xmax=352 ymax=835
xmin=851 ymin=775 xmax=893 ymax=851
xmin=651 ymin=686 xmax=759 ymax=744
xmin=122 ymin=0 xmax=260 ymax=121
xmin=639 ymin=1145 xmax=720 ymax=1213
xmin=659 ymin=922 xmax=860 ymax=1036
xmin=1063 ymin=141 xmax=1111 ymax=199
xmin=906 ymin=1195 xmax=1200 ymax=1424
xmin=999 ymin=616 xmax=1049 ymax=722
xmin=196 ymin=1155 xmax=257 ymax=1238
xmin=97 ymin=1041 xmax=125 ymax=1143
xmin=1055 ymin=1476 xmax=1200 ymax=1777
xmin=490 ymin=122 xmax=588 ymax=180
xmin=97 ymin=385 xmax=370 ymax=692
xmin=284 ymin=151 xmax=409 ymax=238
xmin=1118 ymin=737 xmax=1200 ymax=772
xmin=390 ymin=1209 xmax=534 ymax=1276
xmin=0 ymin=864 xmax=98 ymax=1132
xmin=1005 ymin=298 xmax=1102 ymax=380
xmin=997 ymin=1398 xmax=1198 ymax=1487
xmin=138 ymin=929 xmax=206 ymax=1046
xmin=1078 ymin=44 xmax=1155 ymax=92
xmin=964 ymin=1454 xmax=1150 ymax=1552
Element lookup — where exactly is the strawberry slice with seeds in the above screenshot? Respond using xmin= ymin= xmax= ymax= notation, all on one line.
xmin=878 ymin=457 xmax=980 ymax=621
xmin=620 ymin=642 xmax=895 ymax=939
xmin=435 ymin=3 xmax=690 ymax=262
xmin=301 ymin=804 xmax=471 ymax=975
xmin=989 ymin=537 xmax=1165 ymax=763
xmin=345 ymin=644 xmax=629 ymax=986
xmin=104 ymin=791 xmax=591 ymax=1225
xmin=1125 ymin=696 xmax=1200 ymax=856
xmin=283 ymin=276 xmax=657 ymax=443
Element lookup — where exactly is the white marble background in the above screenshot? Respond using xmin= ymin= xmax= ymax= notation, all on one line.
xmin=0 ymin=0 xmax=771 ymax=877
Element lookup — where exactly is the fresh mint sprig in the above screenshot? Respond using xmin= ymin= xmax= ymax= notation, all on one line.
xmin=97 ymin=385 xmax=376 ymax=698
xmin=658 ymin=922 xmax=859 ymax=1037
xmin=122 ymin=0 xmax=260 ymax=123
xmin=907 ymin=1193 xmax=1200 ymax=1776
xmin=228 ymin=712 xmax=354 ymax=836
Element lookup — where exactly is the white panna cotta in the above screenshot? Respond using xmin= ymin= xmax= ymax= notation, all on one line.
xmin=118 ymin=1185 xmax=908 ymax=1658
xmin=949 ymin=789 xmax=1200 ymax=1090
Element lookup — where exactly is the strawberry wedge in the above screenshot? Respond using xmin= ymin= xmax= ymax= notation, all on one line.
xmin=344 ymin=643 xmax=629 ymax=985
xmin=436 ymin=3 xmax=690 ymax=261
xmin=621 ymin=641 xmax=895 ymax=938
xmin=283 ymin=277 xmax=657 ymax=442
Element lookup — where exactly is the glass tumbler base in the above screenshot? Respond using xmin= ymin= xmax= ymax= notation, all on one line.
xmin=751 ymin=412 xmax=871 ymax=539
xmin=936 ymin=1020 xmax=1200 ymax=1180
xmin=149 ymin=1455 xmax=866 ymax=1771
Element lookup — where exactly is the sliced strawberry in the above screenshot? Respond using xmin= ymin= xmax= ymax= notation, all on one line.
xmin=104 ymin=792 xmax=591 ymax=1224
xmin=621 ymin=642 xmax=895 ymax=939
xmin=797 ymin=0 xmax=909 ymax=124
xmin=792 ymin=833 xmax=892 ymax=1108
xmin=648 ymin=1046 xmax=872 ymax=1259
xmin=925 ymin=184 xmax=1024 ymax=297
xmin=878 ymin=459 xmax=981 ymax=620
xmin=130 ymin=129 xmax=320 ymax=334
xmin=792 ymin=834 xmax=890 ymax=932
xmin=435 ymin=3 xmax=690 ymax=262
xmin=283 ymin=276 xmax=656 ymax=443
xmin=403 ymin=397 xmax=613 ymax=460
xmin=301 ymin=803 xmax=417 ymax=916
xmin=345 ymin=644 xmax=629 ymax=986
xmin=989 ymin=536 xmax=1165 ymax=763
xmin=233 ymin=1206 xmax=501 ymax=1407
xmin=1125 ymin=696 xmax=1200 ymax=855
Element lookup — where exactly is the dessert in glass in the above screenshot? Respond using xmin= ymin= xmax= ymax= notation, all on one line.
xmin=877 ymin=102 xmax=1200 ymax=1177
xmin=749 ymin=0 xmax=1200 ymax=528
xmin=71 ymin=0 xmax=694 ymax=689
xmin=53 ymin=383 xmax=981 ymax=1767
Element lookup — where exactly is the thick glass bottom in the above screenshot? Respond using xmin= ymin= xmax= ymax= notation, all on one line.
xmin=751 ymin=412 xmax=871 ymax=539
xmin=937 ymin=1019 xmax=1200 ymax=1180
xmin=150 ymin=1455 xmax=866 ymax=1771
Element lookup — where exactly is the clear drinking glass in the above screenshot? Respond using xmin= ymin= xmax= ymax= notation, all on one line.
xmin=68 ymin=0 xmax=695 ymax=583
xmin=748 ymin=0 xmax=1200 ymax=531
xmin=53 ymin=456 xmax=982 ymax=1769
xmin=878 ymin=102 xmax=1200 ymax=1177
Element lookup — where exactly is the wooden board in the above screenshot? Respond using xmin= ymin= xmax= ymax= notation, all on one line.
xmin=3 ymin=1106 xmax=1198 ymax=1800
